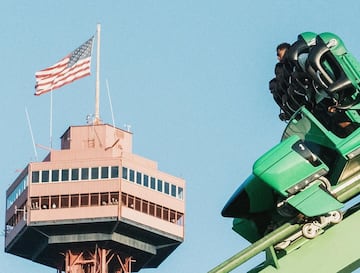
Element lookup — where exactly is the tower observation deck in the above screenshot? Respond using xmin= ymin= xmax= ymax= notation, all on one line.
xmin=5 ymin=123 xmax=185 ymax=273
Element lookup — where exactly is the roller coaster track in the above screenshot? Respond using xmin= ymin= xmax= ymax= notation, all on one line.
xmin=209 ymin=198 xmax=360 ymax=273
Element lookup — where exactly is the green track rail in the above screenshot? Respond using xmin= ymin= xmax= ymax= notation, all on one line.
xmin=254 ymin=207 xmax=360 ymax=273
xmin=209 ymin=205 xmax=360 ymax=273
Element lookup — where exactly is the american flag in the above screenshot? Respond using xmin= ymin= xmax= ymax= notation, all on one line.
xmin=35 ymin=36 xmax=94 ymax=96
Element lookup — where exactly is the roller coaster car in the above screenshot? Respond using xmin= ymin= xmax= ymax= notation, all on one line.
xmin=270 ymin=32 xmax=360 ymax=121
xmin=223 ymin=32 xmax=360 ymax=243
xmin=222 ymin=106 xmax=360 ymax=242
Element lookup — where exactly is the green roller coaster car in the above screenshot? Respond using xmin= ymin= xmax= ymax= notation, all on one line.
xmin=222 ymin=32 xmax=360 ymax=243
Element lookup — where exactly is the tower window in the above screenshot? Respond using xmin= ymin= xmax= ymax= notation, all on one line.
xmin=129 ymin=169 xmax=135 ymax=182
xmin=122 ymin=167 xmax=128 ymax=179
xmin=91 ymin=167 xmax=99 ymax=179
xmin=71 ymin=169 xmax=79 ymax=181
xmin=111 ymin=166 xmax=119 ymax=178
xmin=52 ymin=170 xmax=59 ymax=182
xmin=62 ymin=169 xmax=69 ymax=181
xmin=81 ymin=168 xmax=89 ymax=180
xmin=32 ymin=171 xmax=40 ymax=183
xmin=101 ymin=167 xmax=109 ymax=179
xmin=41 ymin=170 xmax=49 ymax=183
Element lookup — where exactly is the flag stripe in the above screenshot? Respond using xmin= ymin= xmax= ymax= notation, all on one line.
xmin=34 ymin=36 xmax=94 ymax=96
xmin=35 ymin=58 xmax=69 ymax=78
xmin=35 ymin=58 xmax=91 ymax=95
xmin=35 ymin=57 xmax=90 ymax=88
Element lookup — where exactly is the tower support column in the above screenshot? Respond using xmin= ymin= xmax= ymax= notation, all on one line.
xmin=59 ymin=247 xmax=135 ymax=273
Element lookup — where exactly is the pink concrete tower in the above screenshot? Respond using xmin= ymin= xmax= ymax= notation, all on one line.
xmin=5 ymin=122 xmax=185 ymax=273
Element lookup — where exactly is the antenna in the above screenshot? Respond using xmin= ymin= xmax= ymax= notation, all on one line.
xmin=124 ymin=124 xmax=131 ymax=132
xmin=106 ymin=79 xmax=116 ymax=127
xmin=25 ymin=107 xmax=38 ymax=161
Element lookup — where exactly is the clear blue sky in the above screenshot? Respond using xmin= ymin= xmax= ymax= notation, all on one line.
xmin=1 ymin=1 xmax=360 ymax=272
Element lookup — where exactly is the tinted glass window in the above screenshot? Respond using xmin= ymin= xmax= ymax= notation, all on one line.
xmin=136 ymin=172 xmax=142 ymax=184
xmin=52 ymin=170 xmax=59 ymax=182
xmin=101 ymin=167 xmax=109 ymax=179
xmin=143 ymin=175 xmax=149 ymax=187
xmin=81 ymin=168 xmax=89 ymax=180
xmin=171 ymin=184 xmax=177 ymax=197
xmin=129 ymin=169 xmax=135 ymax=182
xmin=150 ymin=177 xmax=156 ymax=189
xmin=71 ymin=169 xmax=79 ymax=180
xmin=122 ymin=167 xmax=128 ymax=179
xmin=62 ymin=169 xmax=69 ymax=181
xmin=111 ymin=166 xmax=119 ymax=178
xmin=91 ymin=167 xmax=99 ymax=179
xmin=177 ymin=187 xmax=184 ymax=199
xmin=32 ymin=171 xmax=40 ymax=183
xmin=164 ymin=182 xmax=170 ymax=194
xmin=157 ymin=179 xmax=163 ymax=192
xmin=42 ymin=170 xmax=49 ymax=182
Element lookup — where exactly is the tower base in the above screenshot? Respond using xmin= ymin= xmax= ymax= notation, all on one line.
xmin=57 ymin=247 xmax=135 ymax=273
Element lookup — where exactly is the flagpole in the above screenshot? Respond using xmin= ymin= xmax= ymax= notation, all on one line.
xmin=94 ymin=23 xmax=101 ymax=124
xmin=50 ymin=87 xmax=53 ymax=148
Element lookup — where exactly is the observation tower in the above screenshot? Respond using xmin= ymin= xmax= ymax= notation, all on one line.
xmin=5 ymin=122 xmax=185 ymax=273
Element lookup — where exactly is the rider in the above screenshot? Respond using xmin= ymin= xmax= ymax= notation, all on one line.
xmin=269 ymin=43 xmax=291 ymax=121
